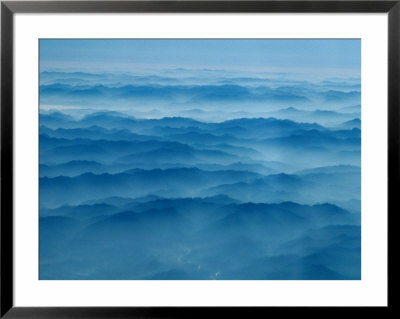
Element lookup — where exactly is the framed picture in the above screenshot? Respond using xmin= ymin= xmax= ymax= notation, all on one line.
xmin=1 ymin=0 xmax=395 ymax=317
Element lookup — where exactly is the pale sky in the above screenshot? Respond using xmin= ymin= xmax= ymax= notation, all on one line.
xmin=39 ymin=39 xmax=361 ymax=77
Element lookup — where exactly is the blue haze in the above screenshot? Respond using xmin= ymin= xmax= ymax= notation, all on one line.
xmin=39 ymin=39 xmax=361 ymax=280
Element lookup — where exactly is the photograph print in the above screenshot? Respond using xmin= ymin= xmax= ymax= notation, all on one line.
xmin=39 ymin=39 xmax=361 ymax=280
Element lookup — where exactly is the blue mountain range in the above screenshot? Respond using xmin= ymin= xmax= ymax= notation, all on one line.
xmin=39 ymin=70 xmax=361 ymax=280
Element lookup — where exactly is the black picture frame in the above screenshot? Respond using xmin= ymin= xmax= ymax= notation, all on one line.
xmin=1 ymin=1 xmax=396 ymax=317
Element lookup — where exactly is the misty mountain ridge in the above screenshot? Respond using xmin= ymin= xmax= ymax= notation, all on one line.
xmin=39 ymin=72 xmax=361 ymax=280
